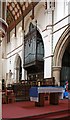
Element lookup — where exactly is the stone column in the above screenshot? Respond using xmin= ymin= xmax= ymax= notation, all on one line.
xmin=44 ymin=9 xmax=53 ymax=78
xmin=22 ymin=30 xmax=27 ymax=80
xmin=22 ymin=68 xmax=27 ymax=80
xmin=53 ymin=66 xmax=61 ymax=86
xmin=15 ymin=67 xmax=19 ymax=83
xmin=0 ymin=46 xmax=2 ymax=80
xmin=21 ymin=55 xmax=27 ymax=80
xmin=0 ymin=44 xmax=2 ymax=119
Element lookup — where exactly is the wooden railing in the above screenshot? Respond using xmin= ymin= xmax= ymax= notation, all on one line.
xmin=6 ymin=78 xmax=55 ymax=102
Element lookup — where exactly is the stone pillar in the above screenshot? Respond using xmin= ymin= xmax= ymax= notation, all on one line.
xmin=15 ymin=67 xmax=19 ymax=83
xmin=22 ymin=68 xmax=27 ymax=80
xmin=44 ymin=9 xmax=53 ymax=78
xmin=22 ymin=30 xmax=27 ymax=80
xmin=53 ymin=66 xmax=61 ymax=86
xmin=0 ymin=43 xmax=2 ymax=78
xmin=0 ymin=45 xmax=2 ymax=119
xmin=21 ymin=56 xmax=27 ymax=80
xmin=0 ymin=81 xmax=2 ymax=120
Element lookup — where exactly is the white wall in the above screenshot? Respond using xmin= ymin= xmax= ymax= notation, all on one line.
xmin=5 ymin=21 xmax=24 ymax=84
xmin=53 ymin=0 xmax=69 ymax=53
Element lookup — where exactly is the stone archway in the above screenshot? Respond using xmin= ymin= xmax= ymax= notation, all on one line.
xmin=53 ymin=26 xmax=70 ymax=86
xmin=14 ymin=54 xmax=22 ymax=83
xmin=24 ymin=22 xmax=44 ymax=82
xmin=61 ymin=42 xmax=70 ymax=88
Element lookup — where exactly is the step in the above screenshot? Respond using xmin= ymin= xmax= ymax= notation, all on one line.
xmin=27 ymin=110 xmax=70 ymax=120
xmin=2 ymin=109 xmax=70 ymax=120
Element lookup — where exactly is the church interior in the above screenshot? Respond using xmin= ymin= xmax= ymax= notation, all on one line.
xmin=0 ymin=0 xmax=70 ymax=119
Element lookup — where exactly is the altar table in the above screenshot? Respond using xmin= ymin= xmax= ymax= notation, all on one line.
xmin=29 ymin=86 xmax=64 ymax=107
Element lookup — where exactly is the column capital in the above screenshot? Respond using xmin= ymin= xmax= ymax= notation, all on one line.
xmin=53 ymin=66 xmax=61 ymax=71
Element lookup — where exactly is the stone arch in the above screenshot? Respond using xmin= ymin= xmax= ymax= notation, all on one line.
xmin=14 ymin=54 xmax=22 ymax=83
xmin=24 ymin=22 xmax=44 ymax=81
xmin=30 ymin=21 xmax=45 ymax=49
xmin=31 ymin=22 xmax=45 ymax=55
xmin=14 ymin=54 xmax=19 ymax=68
xmin=53 ymin=26 xmax=70 ymax=85
xmin=23 ymin=19 xmax=45 ymax=80
xmin=25 ymin=20 xmax=44 ymax=50
xmin=54 ymin=26 xmax=70 ymax=67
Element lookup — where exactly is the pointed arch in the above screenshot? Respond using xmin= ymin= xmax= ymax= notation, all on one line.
xmin=53 ymin=26 xmax=70 ymax=67
xmin=53 ymin=26 xmax=70 ymax=85
xmin=14 ymin=54 xmax=22 ymax=82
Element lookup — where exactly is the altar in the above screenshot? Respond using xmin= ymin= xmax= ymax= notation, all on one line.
xmin=29 ymin=86 xmax=64 ymax=107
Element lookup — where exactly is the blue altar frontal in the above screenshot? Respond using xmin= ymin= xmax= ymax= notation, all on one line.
xmin=29 ymin=86 xmax=64 ymax=106
xmin=29 ymin=87 xmax=38 ymax=97
xmin=29 ymin=86 xmax=64 ymax=97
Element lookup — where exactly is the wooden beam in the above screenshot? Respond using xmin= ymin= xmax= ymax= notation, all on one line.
xmin=22 ymin=17 xmax=24 ymax=30
xmin=7 ymin=2 xmax=39 ymax=32
xmin=7 ymin=15 xmax=22 ymax=32
xmin=17 ymin=2 xmax=23 ymax=15
xmin=7 ymin=5 xmax=15 ymax=21
xmin=7 ymin=31 xmax=10 ymax=43
xmin=15 ymin=25 xmax=16 ymax=37
xmin=2 ymin=2 xmax=5 ymax=19
xmin=31 ymin=2 xmax=34 ymax=20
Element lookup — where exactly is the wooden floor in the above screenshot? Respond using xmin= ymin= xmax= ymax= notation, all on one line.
xmin=2 ymin=99 xmax=70 ymax=120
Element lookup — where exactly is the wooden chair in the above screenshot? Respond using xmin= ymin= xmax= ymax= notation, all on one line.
xmin=2 ymin=91 xmax=6 ymax=104
xmin=6 ymin=90 xmax=15 ymax=103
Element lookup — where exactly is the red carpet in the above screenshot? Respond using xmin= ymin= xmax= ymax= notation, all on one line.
xmin=2 ymin=99 xmax=70 ymax=120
